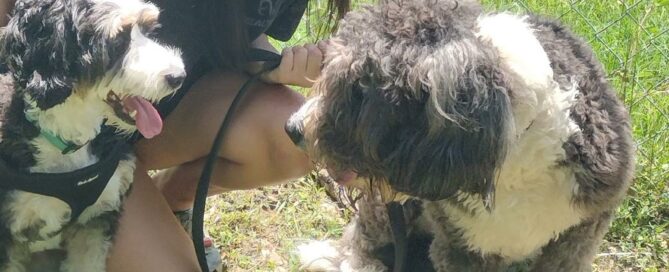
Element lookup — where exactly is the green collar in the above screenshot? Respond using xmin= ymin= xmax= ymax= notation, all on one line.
xmin=25 ymin=114 xmax=84 ymax=155
xmin=39 ymin=129 xmax=83 ymax=154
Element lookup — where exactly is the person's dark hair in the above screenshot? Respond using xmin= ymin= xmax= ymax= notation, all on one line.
xmin=194 ymin=0 xmax=350 ymax=71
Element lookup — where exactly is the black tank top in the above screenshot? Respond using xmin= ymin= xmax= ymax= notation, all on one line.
xmin=144 ymin=0 xmax=308 ymax=121
xmin=246 ymin=0 xmax=308 ymax=41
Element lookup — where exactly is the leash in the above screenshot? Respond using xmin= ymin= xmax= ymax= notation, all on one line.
xmin=366 ymin=65 xmax=409 ymax=272
xmin=387 ymin=201 xmax=408 ymax=272
xmin=192 ymin=49 xmax=282 ymax=272
xmin=190 ymin=48 xmax=412 ymax=272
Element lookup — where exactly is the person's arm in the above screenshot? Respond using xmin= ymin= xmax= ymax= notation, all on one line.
xmin=0 ymin=0 xmax=14 ymax=27
xmin=248 ymin=34 xmax=327 ymax=88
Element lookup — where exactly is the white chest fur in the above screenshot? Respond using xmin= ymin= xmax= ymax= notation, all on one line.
xmin=441 ymin=166 xmax=583 ymax=261
xmin=432 ymin=13 xmax=585 ymax=261
xmin=439 ymin=106 xmax=584 ymax=261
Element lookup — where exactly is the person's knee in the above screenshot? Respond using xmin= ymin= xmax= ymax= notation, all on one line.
xmin=136 ymin=73 xmax=311 ymax=184
xmin=252 ymin=84 xmax=311 ymax=180
xmin=257 ymin=82 xmax=306 ymax=110
xmin=132 ymin=71 xmax=251 ymax=170
xmin=108 ymin=168 xmax=200 ymax=272
xmin=268 ymin=132 xmax=311 ymax=182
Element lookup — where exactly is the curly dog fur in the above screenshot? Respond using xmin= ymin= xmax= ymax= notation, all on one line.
xmin=288 ymin=0 xmax=635 ymax=271
xmin=0 ymin=0 xmax=184 ymax=270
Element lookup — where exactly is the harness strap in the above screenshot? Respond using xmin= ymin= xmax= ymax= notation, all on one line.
xmin=387 ymin=202 xmax=408 ymax=272
xmin=192 ymin=48 xmax=282 ymax=272
xmin=0 ymin=141 xmax=129 ymax=221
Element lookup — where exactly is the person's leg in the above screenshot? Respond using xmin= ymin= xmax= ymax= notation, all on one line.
xmin=0 ymin=0 xmax=15 ymax=27
xmin=106 ymin=163 xmax=200 ymax=272
xmin=135 ymin=70 xmax=311 ymax=210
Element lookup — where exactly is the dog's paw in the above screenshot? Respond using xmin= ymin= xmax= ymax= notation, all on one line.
xmin=61 ymin=227 xmax=111 ymax=272
xmin=297 ymin=240 xmax=343 ymax=272
xmin=298 ymin=240 xmax=390 ymax=272
xmin=7 ymin=191 xmax=70 ymax=242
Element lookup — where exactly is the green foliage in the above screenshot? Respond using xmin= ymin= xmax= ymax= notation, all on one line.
xmin=479 ymin=1 xmax=669 ymax=269
xmin=205 ymin=179 xmax=351 ymax=271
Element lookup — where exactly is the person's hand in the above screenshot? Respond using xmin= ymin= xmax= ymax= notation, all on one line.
xmin=261 ymin=41 xmax=328 ymax=88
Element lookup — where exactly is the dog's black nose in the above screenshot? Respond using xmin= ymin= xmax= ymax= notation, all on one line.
xmin=284 ymin=119 xmax=305 ymax=149
xmin=165 ymin=73 xmax=186 ymax=89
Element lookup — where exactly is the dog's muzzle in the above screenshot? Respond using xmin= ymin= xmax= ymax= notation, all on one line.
xmin=284 ymin=116 xmax=305 ymax=150
xmin=286 ymin=97 xmax=322 ymax=149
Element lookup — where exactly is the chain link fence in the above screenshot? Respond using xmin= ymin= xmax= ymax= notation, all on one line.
xmin=486 ymin=0 xmax=669 ymax=140
xmin=482 ymin=0 xmax=668 ymax=269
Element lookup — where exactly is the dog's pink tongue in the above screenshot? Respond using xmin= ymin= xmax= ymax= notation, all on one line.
xmin=123 ymin=96 xmax=163 ymax=139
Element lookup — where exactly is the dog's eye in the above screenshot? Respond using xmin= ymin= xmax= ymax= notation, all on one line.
xmin=140 ymin=23 xmax=161 ymax=39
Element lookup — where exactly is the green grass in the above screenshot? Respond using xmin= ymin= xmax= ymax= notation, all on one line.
xmin=478 ymin=1 xmax=669 ymax=270
xmin=205 ymin=1 xmax=669 ymax=271
xmin=204 ymin=177 xmax=351 ymax=271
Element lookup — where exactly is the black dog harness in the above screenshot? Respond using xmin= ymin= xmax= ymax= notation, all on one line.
xmin=0 ymin=140 xmax=130 ymax=221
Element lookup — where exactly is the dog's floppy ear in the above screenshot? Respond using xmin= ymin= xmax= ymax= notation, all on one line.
xmin=389 ymin=51 xmax=512 ymax=204
xmin=1 ymin=0 xmax=78 ymax=110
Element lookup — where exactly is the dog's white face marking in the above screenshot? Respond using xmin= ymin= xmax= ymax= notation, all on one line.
xmin=22 ymin=0 xmax=183 ymax=141
xmin=95 ymin=25 xmax=184 ymax=136
xmin=434 ymin=13 xmax=583 ymax=261
xmin=121 ymin=27 xmax=185 ymax=96
xmin=23 ymin=1 xmax=183 ymax=143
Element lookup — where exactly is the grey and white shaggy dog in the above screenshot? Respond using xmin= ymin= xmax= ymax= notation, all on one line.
xmin=0 ymin=0 xmax=184 ymax=271
xmin=287 ymin=0 xmax=636 ymax=271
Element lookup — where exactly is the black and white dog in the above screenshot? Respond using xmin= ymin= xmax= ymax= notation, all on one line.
xmin=0 ymin=0 xmax=184 ymax=271
xmin=288 ymin=0 xmax=635 ymax=271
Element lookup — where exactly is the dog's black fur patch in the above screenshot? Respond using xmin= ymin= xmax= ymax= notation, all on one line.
xmin=526 ymin=16 xmax=635 ymax=214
